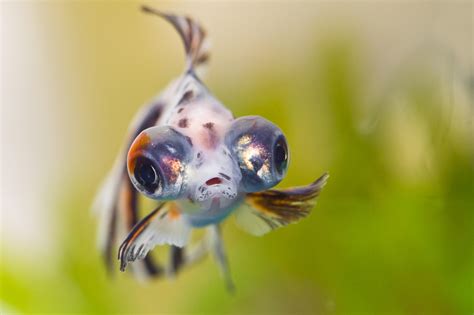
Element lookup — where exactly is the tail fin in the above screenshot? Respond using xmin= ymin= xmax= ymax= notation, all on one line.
xmin=142 ymin=5 xmax=210 ymax=73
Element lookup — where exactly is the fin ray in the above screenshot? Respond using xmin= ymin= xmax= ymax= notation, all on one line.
xmin=209 ymin=225 xmax=235 ymax=292
xmin=235 ymin=172 xmax=329 ymax=236
xmin=142 ymin=5 xmax=210 ymax=72
xmin=119 ymin=203 xmax=191 ymax=272
xmin=92 ymin=101 xmax=164 ymax=275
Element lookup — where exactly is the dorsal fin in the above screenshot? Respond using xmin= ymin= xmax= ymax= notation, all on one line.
xmin=142 ymin=5 xmax=210 ymax=73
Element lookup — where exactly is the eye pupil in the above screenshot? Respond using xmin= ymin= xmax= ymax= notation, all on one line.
xmin=274 ymin=137 xmax=288 ymax=175
xmin=134 ymin=158 xmax=159 ymax=193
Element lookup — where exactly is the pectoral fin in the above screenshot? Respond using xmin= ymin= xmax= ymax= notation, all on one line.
xmin=118 ymin=202 xmax=191 ymax=271
xmin=208 ymin=225 xmax=235 ymax=293
xmin=234 ymin=172 xmax=329 ymax=236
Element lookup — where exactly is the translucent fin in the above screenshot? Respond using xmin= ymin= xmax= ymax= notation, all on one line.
xmin=118 ymin=203 xmax=191 ymax=272
xmin=168 ymin=246 xmax=184 ymax=276
xmin=209 ymin=225 xmax=235 ymax=293
xmin=235 ymin=173 xmax=329 ymax=236
xmin=93 ymin=156 xmax=123 ymax=269
xmin=92 ymin=101 xmax=164 ymax=275
xmin=142 ymin=5 xmax=210 ymax=72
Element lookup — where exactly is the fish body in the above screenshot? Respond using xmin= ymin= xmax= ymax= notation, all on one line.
xmin=93 ymin=6 xmax=328 ymax=288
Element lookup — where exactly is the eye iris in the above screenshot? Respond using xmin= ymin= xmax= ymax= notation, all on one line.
xmin=134 ymin=158 xmax=159 ymax=193
xmin=274 ymin=137 xmax=288 ymax=175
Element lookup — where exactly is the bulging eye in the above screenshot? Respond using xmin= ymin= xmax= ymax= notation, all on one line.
xmin=134 ymin=156 xmax=159 ymax=194
xmin=273 ymin=135 xmax=288 ymax=176
xmin=225 ymin=116 xmax=290 ymax=192
xmin=127 ymin=126 xmax=192 ymax=199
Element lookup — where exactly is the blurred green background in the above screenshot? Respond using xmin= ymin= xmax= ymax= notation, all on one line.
xmin=1 ymin=1 xmax=473 ymax=314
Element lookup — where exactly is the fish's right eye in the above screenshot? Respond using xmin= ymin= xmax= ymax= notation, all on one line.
xmin=134 ymin=157 xmax=160 ymax=194
xmin=273 ymin=135 xmax=288 ymax=176
xmin=127 ymin=126 xmax=193 ymax=200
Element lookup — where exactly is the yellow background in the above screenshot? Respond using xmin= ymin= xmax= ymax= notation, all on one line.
xmin=1 ymin=1 xmax=473 ymax=314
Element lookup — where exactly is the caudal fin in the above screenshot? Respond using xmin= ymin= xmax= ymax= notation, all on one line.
xmin=142 ymin=5 xmax=210 ymax=73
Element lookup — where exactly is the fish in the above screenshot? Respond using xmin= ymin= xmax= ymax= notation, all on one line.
xmin=92 ymin=5 xmax=329 ymax=290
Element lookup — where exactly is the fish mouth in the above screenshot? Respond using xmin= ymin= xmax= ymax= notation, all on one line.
xmin=194 ymin=183 xmax=238 ymax=212
xmin=183 ymin=182 xmax=241 ymax=227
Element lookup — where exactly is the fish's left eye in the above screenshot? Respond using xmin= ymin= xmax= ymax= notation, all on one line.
xmin=225 ymin=116 xmax=290 ymax=192
xmin=273 ymin=135 xmax=288 ymax=176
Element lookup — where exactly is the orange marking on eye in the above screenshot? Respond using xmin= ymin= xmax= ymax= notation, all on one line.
xmin=127 ymin=132 xmax=151 ymax=171
xmin=134 ymin=132 xmax=151 ymax=149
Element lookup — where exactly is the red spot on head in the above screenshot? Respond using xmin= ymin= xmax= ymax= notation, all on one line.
xmin=178 ymin=118 xmax=188 ymax=128
xmin=203 ymin=122 xmax=214 ymax=130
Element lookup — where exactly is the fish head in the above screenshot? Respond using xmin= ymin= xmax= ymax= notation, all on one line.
xmin=127 ymin=115 xmax=289 ymax=213
xmin=187 ymin=144 xmax=242 ymax=212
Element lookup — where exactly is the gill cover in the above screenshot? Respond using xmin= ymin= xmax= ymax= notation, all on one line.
xmin=225 ymin=116 xmax=289 ymax=192
xmin=127 ymin=126 xmax=193 ymax=199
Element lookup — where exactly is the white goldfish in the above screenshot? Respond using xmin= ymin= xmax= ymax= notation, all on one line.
xmin=93 ymin=5 xmax=328 ymax=291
